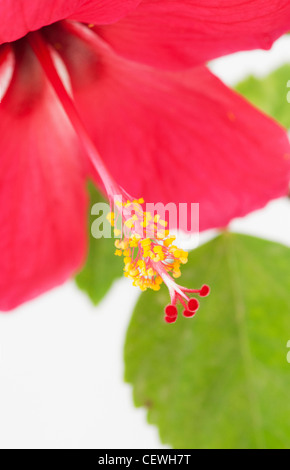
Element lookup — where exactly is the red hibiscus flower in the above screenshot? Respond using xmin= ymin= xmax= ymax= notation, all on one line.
xmin=1 ymin=0 xmax=290 ymax=311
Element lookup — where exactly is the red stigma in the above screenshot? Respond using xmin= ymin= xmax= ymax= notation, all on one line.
xmin=187 ymin=298 xmax=199 ymax=312
xmin=164 ymin=304 xmax=178 ymax=323
xmin=200 ymin=285 xmax=210 ymax=297
xmin=165 ymin=316 xmax=177 ymax=324
xmin=183 ymin=310 xmax=196 ymax=318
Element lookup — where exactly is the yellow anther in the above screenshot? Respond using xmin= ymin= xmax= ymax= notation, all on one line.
xmin=173 ymin=249 xmax=183 ymax=258
xmin=123 ymin=249 xmax=131 ymax=257
xmin=106 ymin=212 xmax=115 ymax=226
xmin=129 ymin=234 xmax=141 ymax=247
xmin=106 ymin=212 xmax=115 ymax=221
xmin=115 ymin=250 xmax=122 ymax=257
xmin=157 ymin=231 xmax=166 ymax=239
xmin=173 ymin=270 xmax=181 ymax=279
xmin=124 ymin=257 xmax=131 ymax=264
xmin=118 ymin=240 xmax=129 ymax=250
xmin=124 ymin=219 xmax=134 ymax=229
xmin=152 ymin=284 xmax=161 ymax=291
xmin=141 ymin=238 xmax=151 ymax=247
xmin=129 ymin=269 xmax=139 ymax=277
xmin=114 ymin=229 xmax=121 ymax=237
xmin=144 ymin=212 xmax=152 ymax=221
xmin=154 ymin=214 xmax=161 ymax=223
xmin=124 ymin=261 xmax=132 ymax=270
xmin=131 ymin=203 xmax=142 ymax=212
xmin=163 ymin=236 xmax=176 ymax=247
xmin=159 ymin=219 xmax=168 ymax=227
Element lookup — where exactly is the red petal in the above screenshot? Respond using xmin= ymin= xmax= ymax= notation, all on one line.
xmin=53 ymin=25 xmax=290 ymax=232
xmin=0 ymin=0 xmax=140 ymax=45
xmin=96 ymin=0 xmax=290 ymax=69
xmin=69 ymin=0 xmax=141 ymax=25
xmin=0 ymin=44 xmax=88 ymax=311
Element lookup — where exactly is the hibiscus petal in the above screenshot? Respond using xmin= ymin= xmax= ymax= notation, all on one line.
xmin=0 ymin=0 xmax=140 ymax=45
xmin=70 ymin=0 xmax=141 ymax=25
xmin=0 ymin=43 xmax=88 ymax=311
xmin=96 ymin=0 xmax=290 ymax=69
xmin=50 ymin=24 xmax=290 ymax=232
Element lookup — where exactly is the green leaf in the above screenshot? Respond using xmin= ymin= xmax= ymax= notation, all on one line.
xmin=75 ymin=183 xmax=123 ymax=305
xmin=236 ymin=64 xmax=290 ymax=129
xmin=125 ymin=233 xmax=290 ymax=449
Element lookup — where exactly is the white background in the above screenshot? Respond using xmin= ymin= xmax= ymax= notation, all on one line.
xmin=0 ymin=37 xmax=290 ymax=449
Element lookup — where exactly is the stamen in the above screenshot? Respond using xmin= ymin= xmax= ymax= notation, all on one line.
xmin=111 ymin=196 xmax=210 ymax=322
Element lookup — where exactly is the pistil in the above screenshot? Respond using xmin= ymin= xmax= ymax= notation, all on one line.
xmin=27 ymin=30 xmax=210 ymax=322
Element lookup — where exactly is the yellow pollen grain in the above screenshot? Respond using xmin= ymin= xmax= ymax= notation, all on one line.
xmin=141 ymin=238 xmax=151 ymax=247
xmin=163 ymin=236 xmax=176 ymax=247
xmin=159 ymin=219 xmax=168 ymax=227
xmin=173 ymin=272 xmax=181 ymax=279
xmin=152 ymin=284 xmax=161 ymax=291
xmin=124 ymin=219 xmax=134 ymax=228
xmin=157 ymin=231 xmax=166 ymax=239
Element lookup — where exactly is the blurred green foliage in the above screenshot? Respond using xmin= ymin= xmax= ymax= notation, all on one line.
xmin=75 ymin=183 xmax=123 ymax=305
xmin=125 ymin=234 xmax=290 ymax=449
xmin=236 ymin=64 xmax=290 ymax=129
